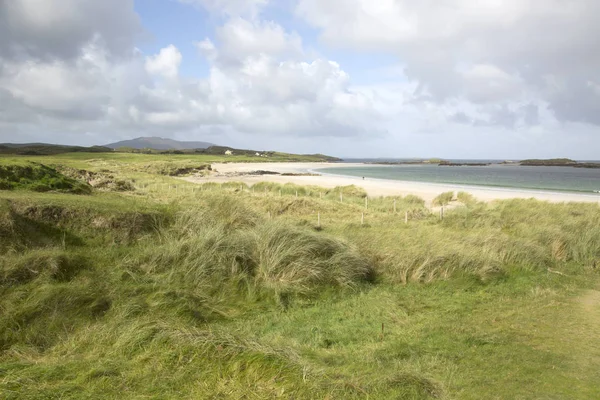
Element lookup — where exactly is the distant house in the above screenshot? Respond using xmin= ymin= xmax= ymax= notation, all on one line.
xmin=255 ymin=152 xmax=261 ymax=156
xmin=225 ymin=150 xmax=233 ymax=155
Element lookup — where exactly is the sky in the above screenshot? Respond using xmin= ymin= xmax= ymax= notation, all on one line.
xmin=0 ymin=0 xmax=599 ymax=159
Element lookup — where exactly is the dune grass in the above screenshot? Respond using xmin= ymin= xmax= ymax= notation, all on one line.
xmin=432 ymin=191 xmax=454 ymax=206
xmin=1 ymin=154 xmax=600 ymax=399
xmin=0 ymin=163 xmax=92 ymax=193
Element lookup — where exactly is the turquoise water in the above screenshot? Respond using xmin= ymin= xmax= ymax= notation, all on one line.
xmin=316 ymin=165 xmax=600 ymax=194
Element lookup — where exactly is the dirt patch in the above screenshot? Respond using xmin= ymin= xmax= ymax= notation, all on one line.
xmin=134 ymin=163 xmax=212 ymax=176
xmin=579 ymin=290 xmax=600 ymax=316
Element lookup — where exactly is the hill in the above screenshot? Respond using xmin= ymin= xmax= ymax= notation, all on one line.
xmin=104 ymin=136 xmax=215 ymax=150
xmin=0 ymin=144 xmax=111 ymax=156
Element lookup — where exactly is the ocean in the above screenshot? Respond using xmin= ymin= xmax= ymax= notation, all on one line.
xmin=316 ymin=163 xmax=600 ymax=194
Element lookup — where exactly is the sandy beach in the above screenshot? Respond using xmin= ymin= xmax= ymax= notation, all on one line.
xmin=182 ymin=162 xmax=600 ymax=205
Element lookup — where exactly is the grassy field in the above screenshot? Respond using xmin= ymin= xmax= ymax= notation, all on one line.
xmin=1 ymin=154 xmax=599 ymax=399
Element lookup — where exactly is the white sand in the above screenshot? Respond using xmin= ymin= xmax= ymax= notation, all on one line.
xmin=182 ymin=162 xmax=600 ymax=205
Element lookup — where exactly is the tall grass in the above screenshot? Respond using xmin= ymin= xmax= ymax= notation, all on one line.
xmin=132 ymin=196 xmax=373 ymax=306
xmin=432 ymin=191 xmax=454 ymax=206
xmin=2 ymin=164 xmax=600 ymax=398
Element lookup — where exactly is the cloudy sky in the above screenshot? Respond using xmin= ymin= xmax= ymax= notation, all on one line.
xmin=0 ymin=0 xmax=599 ymax=158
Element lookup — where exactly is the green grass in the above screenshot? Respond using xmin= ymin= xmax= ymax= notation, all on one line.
xmin=0 ymin=162 xmax=91 ymax=194
xmin=1 ymin=154 xmax=600 ymax=398
xmin=432 ymin=191 xmax=454 ymax=206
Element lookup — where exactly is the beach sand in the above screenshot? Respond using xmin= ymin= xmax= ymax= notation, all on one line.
xmin=182 ymin=162 xmax=600 ymax=205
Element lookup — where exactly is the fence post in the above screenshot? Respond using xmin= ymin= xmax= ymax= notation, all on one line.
xmin=361 ymin=212 xmax=364 ymax=225
xmin=340 ymin=192 xmax=343 ymax=203
xmin=394 ymin=199 xmax=397 ymax=213
xmin=405 ymin=211 xmax=408 ymax=224
xmin=365 ymin=197 xmax=368 ymax=209
xmin=317 ymin=212 xmax=321 ymax=227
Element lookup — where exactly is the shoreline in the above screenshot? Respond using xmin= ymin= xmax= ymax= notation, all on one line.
xmin=182 ymin=162 xmax=600 ymax=205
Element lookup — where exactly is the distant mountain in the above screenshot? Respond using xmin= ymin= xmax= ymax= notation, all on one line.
xmin=0 ymin=143 xmax=111 ymax=155
xmin=103 ymin=137 xmax=216 ymax=150
xmin=0 ymin=142 xmax=65 ymax=148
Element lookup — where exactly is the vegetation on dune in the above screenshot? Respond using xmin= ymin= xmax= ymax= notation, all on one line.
xmin=0 ymin=163 xmax=91 ymax=194
xmin=431 ymin=191 xmax=454 ymax=206
xmin=130 ymin=161 xmax=212 ymax=176
xmin=55 ymin=165 xmax=136 ymax=191
xmin=456 ymin=191 xmax=477 ymax=205
xmin=1 ymin=154 xmax=600 ymax=399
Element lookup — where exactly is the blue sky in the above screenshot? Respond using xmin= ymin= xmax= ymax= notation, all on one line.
xmin=135 ymin=0 xmax=213 ymax=78
xmin=0 ymin=0 xmax=599 ymax=158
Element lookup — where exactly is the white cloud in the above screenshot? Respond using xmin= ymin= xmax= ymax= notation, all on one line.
xmin=0 ymin=0 xmax=141 ymax=60
xmin=297 ymin=0 xmax=600 ymax=126
xmin=206 ymin=18 xmax=303 ymax=66
xmin=1 ymin=0 xmax=599 ymax=158
xmin=0 ymin=0 xmax=381 ymax=144
xmin=145 ymin=45 xmax=182 ymax=79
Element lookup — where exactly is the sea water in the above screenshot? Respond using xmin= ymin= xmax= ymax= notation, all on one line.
xmin=316 ymin=163 xmax=600 ymax=194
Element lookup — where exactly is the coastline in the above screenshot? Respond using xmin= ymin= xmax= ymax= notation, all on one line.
xmin=182 ymin=162 xmax=600 ymax=205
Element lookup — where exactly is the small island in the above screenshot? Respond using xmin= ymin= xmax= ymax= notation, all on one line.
xmin=520 ymin=158 xmax=600 ymax=168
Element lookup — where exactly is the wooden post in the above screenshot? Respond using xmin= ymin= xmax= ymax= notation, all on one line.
xmin=365 ymin=197 xmax=368 ymax=209
xmin=440 ymin=206 xmax=444 ymax=220
xmin=361 ymin=212 xmax=364 ymax=225
xmin=394 ymin=199 xmax=397 ymax=213
xmin=240 ymin=185 xmax=243 ymax=192
xmin=317 ymin=212 xmax=321 ymax=227
xmin=340 ymin=192 xmax=343 ymax=203
xmin=268 ymin=211 xmax=271 ymax=219
xmin=405 ymin=211 xmax=408 ymax=224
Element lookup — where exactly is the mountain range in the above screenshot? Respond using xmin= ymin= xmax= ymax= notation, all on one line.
xmin=103 ymin=137 xmax=215 ymax=150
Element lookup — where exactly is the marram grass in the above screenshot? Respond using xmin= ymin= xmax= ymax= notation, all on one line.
xmin=1 ymin=154 xmax=600 ymax=399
